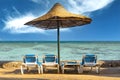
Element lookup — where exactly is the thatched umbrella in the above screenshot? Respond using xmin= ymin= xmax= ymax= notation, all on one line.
xmin=25 ymin=3 xmax=92 ymax=66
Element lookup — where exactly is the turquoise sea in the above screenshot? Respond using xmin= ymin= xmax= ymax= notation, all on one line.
xmin=0 ymin=41 xmax=120 ymax=61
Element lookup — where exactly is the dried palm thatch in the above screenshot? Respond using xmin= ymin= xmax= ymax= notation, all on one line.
xmin=25 ymin=3 xmax=92 ymax=29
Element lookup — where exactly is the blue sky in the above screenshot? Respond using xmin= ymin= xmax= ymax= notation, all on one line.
xmin=0 ymin=0 xmax=120 ymax=41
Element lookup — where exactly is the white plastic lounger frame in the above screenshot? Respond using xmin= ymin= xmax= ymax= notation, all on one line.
xmin=21 ymin=54 xmax=43 ymax=74
xmin=81 ymin=54 xmax=100 ymax=74
xmin=42 ymin=54 xmax=59 ymax=73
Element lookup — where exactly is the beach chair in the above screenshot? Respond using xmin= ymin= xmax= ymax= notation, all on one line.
xmin=20 ymin=54 xmax=43 ymax=74
xmin=61 ymin=60 xmax=83 ymax=74
xmin=81 ymin=54 xmax=100 ymax=73
xmin=42 ymin=54 xmax=59 ymax=73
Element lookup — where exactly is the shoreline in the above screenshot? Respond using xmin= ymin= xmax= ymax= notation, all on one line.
xmin=0 ymin=60 xmax=120 ymax=69
xmin=1 ymin=41 xmax=120 ymax=43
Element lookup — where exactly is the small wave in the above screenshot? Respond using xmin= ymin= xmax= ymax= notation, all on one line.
xmin=0 ymin=48 xmax=13 ymax=52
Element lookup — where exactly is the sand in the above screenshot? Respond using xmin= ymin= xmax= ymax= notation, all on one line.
xmin=0 ymin=67 xmax=120 ymax=80
xmin=0 ymin=61 xmax=120 ymax=80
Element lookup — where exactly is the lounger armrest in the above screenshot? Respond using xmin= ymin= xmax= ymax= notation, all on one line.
xmin=80 ymin=62 xmax=83 ymax=65
xmin=61 ymin=62 xmax=65 ymax=67
xmin=37 ymin=62 xmax=42 ymax=66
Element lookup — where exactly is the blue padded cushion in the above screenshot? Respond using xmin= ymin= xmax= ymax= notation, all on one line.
xmin=67 ymin=62 xmax=77 ymax=65
xmin=45 ymin=56 xmax=55 ymax=62
xmin=84 ymin=56 xmax=95 ymax=62
xmin=24 ymin=54 xmax=37 ymax=63
xmin=45 ymin=54 xmax=55 ymax=57
xmin=43 ymin=54 xmax=58 ymax=63
xmin=82 ymin=54 xmax=96 ymax=65
xmin=25 ymin=57 xmax=36 ymax=63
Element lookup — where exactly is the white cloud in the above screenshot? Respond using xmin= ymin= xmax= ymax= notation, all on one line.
xmin=50 ymin=28 xmax=71 ymax=32
xmin=2 ymin=0 xmax=115 ymax=34
xmin=30 ymin=0 xmax=114 ymax=15
xmin=3 ymin=13 xmax=45 ymax=34
xmin=3 ymin=14 xmax=70 ymax=34
xmin=31 ymin=0 xmax=50 ymax=4
xmin=2 ymin=8 xmax=70 ymax=34
xmin=12 ymin=6 xmax=21 ymax=15
xmin=60 ymin=28 xmax=70 ymax=32
xmin=2 ymin=6 xmax=47 ymax=34
xmin=2 ymin=6 xmax=71 ymax=34
xmin=68 ymin=0 xmax=114 ymax=14
xmin=31 ymin=0 xmax=50 ymax=7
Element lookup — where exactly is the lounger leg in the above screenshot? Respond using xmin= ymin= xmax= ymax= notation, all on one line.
xmin=44 ymin=67 xmax=47 ymax=72
xmin=78 ymin=65 xmax=83 ymax=73
xmin=37 ymin=66 xmax=40 ymax=74
xmin=40 ymin=66 xmax=43 ymax=74
xmin=21 ymin=65 xmax=24 ymax=75
xmin=77 ymin=66 xmax=80 ymax=73
xmin=90 ymin=67 xmax=93 ymax=71
xmin=57 ymin=65 xmax=59 ymax=73
xmin=27 ymin=67 xmax=30 ymax=72
xmin=96 ymin=66 xmax=100 ymax=74
xmin=61 ymin=65 xmax=64 ymax=74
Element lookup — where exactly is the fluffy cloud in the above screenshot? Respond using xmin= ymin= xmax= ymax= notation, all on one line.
xmin=31 ymin=0 xmax=114 ymax=14
xmin=31 ymin=0 xmax=50 ymax=8
xmin=3 ymin=12 xmax=70 ymax=34
xmin=3 ymin=6 xmax=70 ymax=34
xmin=31 ymin=0 xmax=50 ymax=4
xmin=3 ymin=0 xmax=114 ymax=34
xmin=68 ymin=0 xmax=114 ymax=14
xmin=3 ymin=13 xmax=45 ymax=34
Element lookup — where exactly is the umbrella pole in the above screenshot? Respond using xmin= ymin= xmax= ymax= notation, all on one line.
xmin=57 ymin=20 xmax=60 ymax=65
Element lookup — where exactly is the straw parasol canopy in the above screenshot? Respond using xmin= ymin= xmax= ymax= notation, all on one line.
xmin=25 ymin=3 xmax=91 ymax=29
xmin=25 ymin=3 xmax=92 ymax=67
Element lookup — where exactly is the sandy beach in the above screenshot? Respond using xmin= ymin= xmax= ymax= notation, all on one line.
xmin=0 ymin=0 xmax=120 ymax=79
xmin=0 ymin=61 xmax=120 ymax=80
xmin=0 ymin=68 xmax=120 ymax=80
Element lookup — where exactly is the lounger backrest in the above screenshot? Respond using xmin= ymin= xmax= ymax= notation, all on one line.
xmin=43 ymin=54 xmax=58 ymax=63
xmin=24 ymin=54 xmax=37 ymax=63
xmin=82 ymin=54 xmax=97 ymax=65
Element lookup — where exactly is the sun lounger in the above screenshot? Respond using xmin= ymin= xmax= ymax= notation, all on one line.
xmin=61 ymin=60 xmax=83 ymax=74
xmin=20 ymin=54 xmax=43 ymax=74
xmin=42 ymin=54 xmax=59 ymax=73
xmin=81 ymin=54 xmax=100 ymax=73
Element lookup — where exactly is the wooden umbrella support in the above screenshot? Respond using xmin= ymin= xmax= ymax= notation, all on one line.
xmin=57 ymin=20 xmax=60 ymax=65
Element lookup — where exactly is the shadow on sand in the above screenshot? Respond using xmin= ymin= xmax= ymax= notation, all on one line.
xmin=0 ymin=78 xmax=49 ymax=80
xmin=2 ymin=67 xmax=120 ymax=78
